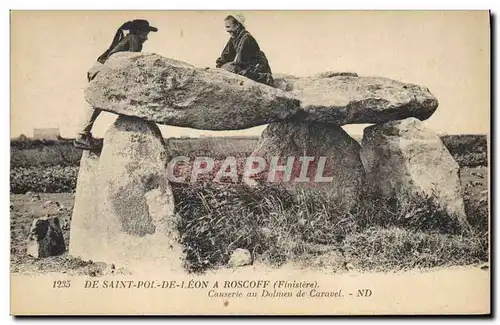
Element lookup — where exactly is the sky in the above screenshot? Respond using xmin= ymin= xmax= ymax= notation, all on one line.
xmin=10 ymin=10 xmax=490 ymax=139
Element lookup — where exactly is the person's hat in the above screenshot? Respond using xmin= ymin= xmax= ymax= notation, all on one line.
xmin=131 ymin=19 xmax=158 ymax=32
xmin=231 ymin=13 xmax=246 ymax=28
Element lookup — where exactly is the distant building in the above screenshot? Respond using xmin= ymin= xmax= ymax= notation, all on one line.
xmin=33 ymin=128 xmax=60 ymax=140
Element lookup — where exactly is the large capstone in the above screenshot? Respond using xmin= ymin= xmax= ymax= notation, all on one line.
xmin=85 ymin=52 xmax=300 ymax=131
xmin=86 ymin=53 xmax=438 ymax=130
xmin=274 ymin=72 xmax=439 ymax=125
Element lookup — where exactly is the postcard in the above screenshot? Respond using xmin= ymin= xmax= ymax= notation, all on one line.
xmin=10 ymin=10 xmax=491 ymax=315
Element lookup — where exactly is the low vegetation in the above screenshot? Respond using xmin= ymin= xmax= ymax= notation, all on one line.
xmin=9 ymin=134 xmax=489 ymax=274
xmin=174 ymin=182 xmax=487 ymax=273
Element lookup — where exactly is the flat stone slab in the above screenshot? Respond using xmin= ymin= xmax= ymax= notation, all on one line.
xmin=274 ymin=72 xmax=439 ymax=125
xmin=85 ymin=52 xmax=300 ymax=131
xmin=85 ymin=53 xmax=439 ymax=129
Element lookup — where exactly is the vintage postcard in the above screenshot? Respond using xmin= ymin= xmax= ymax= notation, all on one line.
xmin=9 ymin=10 xmax=491 ymax=315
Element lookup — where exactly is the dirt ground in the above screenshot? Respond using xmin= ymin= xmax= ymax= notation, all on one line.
xmin=10 ymin=166 xmax=489 ymax=276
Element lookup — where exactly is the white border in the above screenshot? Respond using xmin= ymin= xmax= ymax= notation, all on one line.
xmin=3 ymin=1 xmax=497 ymax=323
xmin=3 ymin=1 xmax=499 ymax=10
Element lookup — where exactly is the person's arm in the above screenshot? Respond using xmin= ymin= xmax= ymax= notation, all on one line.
xmin=234 ymin=34 xmax=259 ymax=66
xmin=107 ymin=34 xmax=143 ymax=57
xmin=216 ymin=40 xmax=235 ymax=68
xmin=107 ymin=37 xmax=130 ymax=57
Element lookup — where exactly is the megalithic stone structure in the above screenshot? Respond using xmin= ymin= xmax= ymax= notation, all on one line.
xmin=69 ymin=116 xmax=182 ymax=271
xmin=70 ymin=52 xmax=471 ymax=272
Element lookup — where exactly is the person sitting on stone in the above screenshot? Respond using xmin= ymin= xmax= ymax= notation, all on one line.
xmin=215 ymin=13 xmax=274 ymax=87
xmin=74 ymin=19 xmax=158 ymax=150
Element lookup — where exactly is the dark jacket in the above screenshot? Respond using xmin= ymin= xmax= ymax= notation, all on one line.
xmin=216 ymin=26 xmax=271 ymax=73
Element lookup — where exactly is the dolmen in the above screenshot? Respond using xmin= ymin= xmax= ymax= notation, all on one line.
xmin=69 ymin=52 xmax=468 ymax=270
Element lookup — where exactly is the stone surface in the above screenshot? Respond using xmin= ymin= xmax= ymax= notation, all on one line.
xmin=274 ymin=72 xmax=438 ymax=125
xmin=228 ymin=248 xmax=253 ymax=267
xmin=27 ymin=216 xmax=65 ymax=258
xmin=85 ymin=52 xmax=300 ymax=131
xmin=69 ymin=116 xmax=182 ymax=270
xmin=85 ymin=53 xmax=437 ymax=129
xmin=251 ymin=121 xmax=365 ymax=209
xmin=271 ymin=73 xmax=300 ymax=92
xmin=360 ymin=118 xmax=469 ymax=229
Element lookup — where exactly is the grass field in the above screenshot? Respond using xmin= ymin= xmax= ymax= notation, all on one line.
xmin=10 ymin=134 xmax=489 ymax=275
xmin=10 ymin=133 xmax=487 ymax=168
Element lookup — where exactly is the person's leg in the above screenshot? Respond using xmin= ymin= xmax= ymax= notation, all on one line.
xmin=220 ymin=62 xmax=242 ymax=74
xmin=239 ymin=66 xmax=274 ymax=86
xmin=80 ymin=107 xmax=101 ymax=135
xmin=221 ymin=62 xmax=274 ymax=86
xmin=245 ymin=71 xmax=274 ymax=86
xmin=74 ymin=107 xmax=101 ymax=149
xmin=247 ymin=54 xmax=274 ymax=86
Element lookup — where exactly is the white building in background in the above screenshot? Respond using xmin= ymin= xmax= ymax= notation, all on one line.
xmin=33 ymin=127 xmax=60 ymax=140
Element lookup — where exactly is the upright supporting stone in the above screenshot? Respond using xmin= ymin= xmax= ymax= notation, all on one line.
xmin=360 ymin=118 xmax=469 ymax=229
xmin=251 ymin=121 xmax=365 ymax=209
xmin=69 ymin=116 xmax=182 ymax=271
xmin=68 ymin=150 xmax=100 ymax=260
